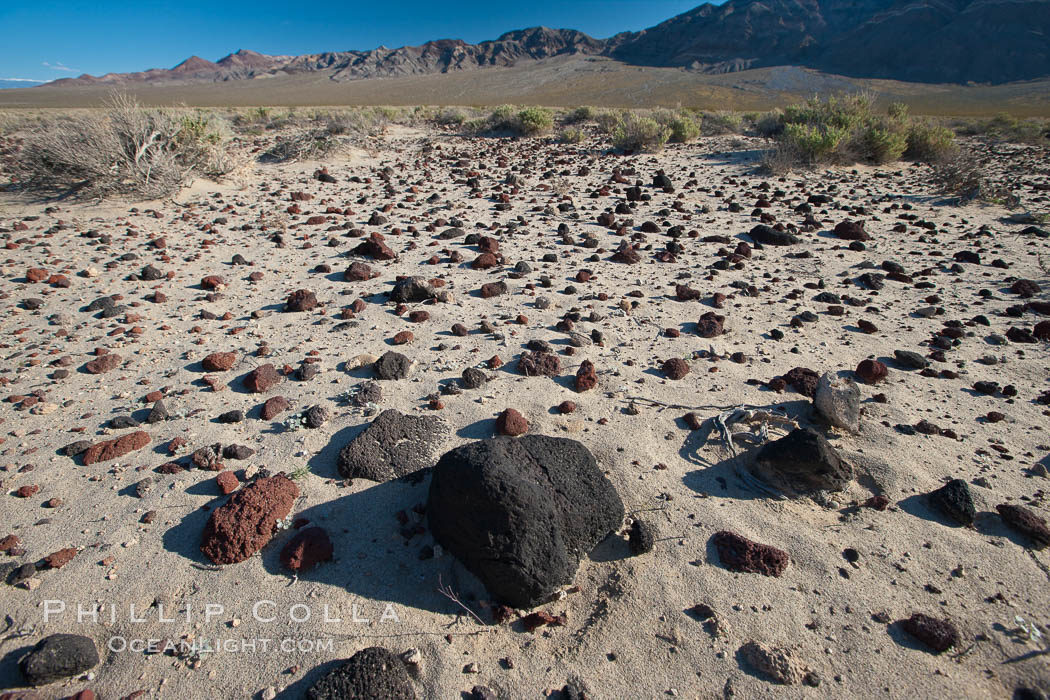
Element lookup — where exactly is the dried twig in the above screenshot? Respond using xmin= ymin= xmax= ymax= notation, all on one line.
xmin=437 ymin=575 xmax=486 ymax=626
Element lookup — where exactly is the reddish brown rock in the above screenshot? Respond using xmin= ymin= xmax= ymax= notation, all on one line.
xmin=519 ymin=351 xmax=560 ymax=377
xmin=480 ymin=281 xmax=508 ymax=298
xmin=496 ymin=408 xmax=528 ymax=436
xmin=26 ymin=268 xmax=48 ymax=283
xmin=262 ymin=395 xmax=291 ymax=420
xmin=392 ymin=331 xmax=413 ymax=345
xmin=201 ymin=275 xmax=227 ymax=290
xmin=244 ymin=364 xmax=282 ymax=393
xmin=833 ymin=220 xmax=870 ymax=241
xmin=997 ymin=504 xmax=1050 ymax=547
xmin=575 ymin=360 xmax=598 ymax=392
xmin=84 ymin=354 xmax=121 ymax=374
xmin=15 ymin=485 xmax=40 ymax=498
xmin=202 ymin=352 xmax=237 ymax=372
xmin=855 ymin=359 xmax=888 ymax=384
xmin=344 ymin=261 xmax=378 ymax=281
xmin=696 ymin=312 xmax=725 ymax=338
xmin=285 ymin=289 xmax=318 ymax=312
xmin=558 ymin=401 xmax=577 ymax=414
xmin=712 ymin=530 xmax=789 ymax=577
xmin=408 ymin=310 xmax=429 ymax=323
xmin=216 ymin=471 xmax=239 ymax=495
xmin=662 ymin=358 xmax=690 ymax=380
xmin=472 ymin=253 xmax=500 ymax=270
xmin=901 ymin=613 xmax=959 ymax=652
xmin=44 ymin=547 xmax=77 ymax=569
xmin=200 ymin=475 xmax=299 ymax=565
xmin=352 ymin=233 xmax=396 ymax=260
xmin=0 ymin=534 xmax=21 ymax=553
xmin=280 ymin=526 xmax=334 ymax=572
xmin=82 ymin=431 xmax=151 ymax=465
xmin=782 ymin=367 xmax=820 ymax=397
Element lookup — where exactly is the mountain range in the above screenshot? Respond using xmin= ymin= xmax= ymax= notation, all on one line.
xmin=44 ymin=0 xmax=1050 ymax=88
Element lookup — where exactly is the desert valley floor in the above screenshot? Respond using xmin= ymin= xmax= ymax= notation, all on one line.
xmin=0 ymin=125 xmax=1049 ymax=699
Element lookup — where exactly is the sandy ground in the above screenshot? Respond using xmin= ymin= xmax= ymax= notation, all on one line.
xmin=0 ymin=124 xmax=1049 ymax=700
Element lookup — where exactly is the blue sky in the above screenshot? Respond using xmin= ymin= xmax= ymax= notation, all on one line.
xmin=0 ymin=0 xmax=704 ymax=83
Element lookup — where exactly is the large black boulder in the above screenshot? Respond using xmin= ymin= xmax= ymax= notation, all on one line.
xmin=928 ymin=479 xmax=976 ymax=526
xmin=306 ymin=646 xmax=415 ymax=700
xmin=428 ymin=435 xmax=625 ymax=608
xmin=748 ymin=224 xmax=800 ymax=246
xmin=20 ymin=633 xmax=100 ymax=685
xmin=337 ymin=409 xmax=448 ymax=482
xmin=753 ymin=428 xmax=852 ymax=494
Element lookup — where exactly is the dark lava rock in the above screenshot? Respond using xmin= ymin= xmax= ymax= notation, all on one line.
xmin=712 ymin=530 xmax=789 ymax=577
xmin=997 ymin=504 xmax=1050 ymax=547
xmin=390 ymin=276 xmax=437 ymax=303
xmin=461 ymin=367 xmax=488 ymax=389
xmin=200 ymin=475 xmax=299 ymax=565
xmin=19 ymin=634 xmax=100 ymax=685
xmin=782 ymin=367 xmax=820 ymax=397
xmin=901 ymin=613 xmax=959 ymax=652
xmin=223 ymin=444 xmax=255 ymax=460
xmin=519 ymin=351 xmax=561 ymax=377
xmin=306 ymin=646 xmax=415 ymax=700
xmin=610 ymin=242 xmax=641 ymax=264
xmin=61 ymin=440 xmax=92 ymax=457
xmin=754 ymin=428 xmax=852 ymax=494
xmin=280 ymin=527 xmax=334 ymax=572
xmin=1010 ymin=279 xmax=1041 ymax=298
xmin=218 ymin=410 xmax=245 ymax=424
xmin=337 ymin=409 xmax=448 ymax=482
xmin=244 ymin=364 xmax=282 ymax=393
xmin=305 ymin=405 xmax=330 ymax=429
xmin=855 ymin=359 xmax=888 ymax=384
xmin=428 ymin=435 xmax=625 ymax=608
xmin=146 ymin=400 xmax=168 ymax=424
xmin=628 ymin=519 xmax=655 ymax=555
xmin=894 ymin=350 xmax=929 ymax=370
xmin=374 ymin=351 xmax=411 ymax=380
xmin=928 ymin=479 xmax=976 ymax=526
xmin=748 ymin=224 xmax=799 ymax=246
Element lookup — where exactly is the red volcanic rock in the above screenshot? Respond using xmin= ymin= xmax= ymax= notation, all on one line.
xmin=478 ymin=236 xmax=499 ymax=254
xmin=408 ymin=310 xmax=429 ymax=323
xmin=352 ymin=233 xmax=396 ymax=260
xmin=782 ymin=367 xmax=820 ymax=397
xmin=1034 ymin=320 xmax=1050 ymax=341
xmin=285 ymin=289 xmax=318 ymax=312
xmin=216 ymin=471 xmax=239 ymax=495
xmin=662 ymin=358 xmax=690 ymax=380
xmin=84 ymin=354 xmax=121 ymax=374
xmin=997 ymin=504 xmax=1050 ymax=547
xmin=280 ymin=527 xmax=333 ymax=572
xmin=558 ymin=401 xmax=577 ymax=414
xmin=244 ymin=364 xmax=282 ymax=393
xmin=833 ymin=220 xmax=870 ymax=241
xmin=82 ymin=431 xmax=150 ymax=465
xmin=519 ymin=351 xmax=560 ymax=377
xmin=15 ymin=485 xmax=40 ymax=498
xmin=712 ymin=530 xmax=789 ymax=577
xmin=901 ymin=613 xmax=959 ymax=652
xmin=472 ymin=253 xmax=500 ymax=270
xmin=0 ymin=534 xmax=21 ymax=553
xmin=200 ymin=475 xmax=299 ymax=565
xmin=855 ymin=359 xmax=888 ymax=384
xmin=392 ymin=331 xmax=413 ymax=345
xmin=44 ymin=547 xmax=77 ymax=569
xmin=344 ymin=262 xmax=378 ymax=281
xmin=575 ymin=360 xmax=597 ymax=392
xmin=611 ymin=242 xmax=640 ymax=264
xmin=480 ymin=281 xmax=508 ymax=298
xmin=262 ymin=396 xmax=291 ymax=420
xmin=451 ymin=323 xmax=468 ymax=337
xmin=675 ymin=284 xmax=701 ymax=301
xmin=26 ymin=268 xmax=49 ymax=283
xmin=201 ymin=275 xmax=227 ymax=290
xmin=202 ymin=352 xmax=237 ymax=372
xmin=696 ymin=312 xmax=725 ymax=338
xmin=496 ymin=408 xmax=528 ymax=436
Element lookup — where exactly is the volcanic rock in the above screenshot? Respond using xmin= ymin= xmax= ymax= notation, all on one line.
xmin=306 ymin=647 xmax=414 ymax=700
xmin=337 ymin=409 xmax=448 ymax=482
xmin=19 ymin=634 xmax=100 ymax=686
xmin=200 ymin=474 xmax=299 ymax=564
xmin=712 ymin=530 xmax=789 ymax=577
xmin=754 ymin=428 xmax=852 ymax=494
xmin=428 ymin=435 xmax=625 ymax=607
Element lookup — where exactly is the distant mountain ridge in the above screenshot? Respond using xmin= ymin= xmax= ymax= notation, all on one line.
xmin=47 ymin=0 xmax=1050 ymax=88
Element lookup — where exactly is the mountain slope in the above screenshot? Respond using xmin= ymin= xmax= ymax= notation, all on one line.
xmin=43 ymin=0 xmax=1050 ymax=88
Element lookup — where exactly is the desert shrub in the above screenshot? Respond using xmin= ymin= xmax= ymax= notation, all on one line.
xmin=668 ymin=114 xmax=701 ymax=143
xmin=11 ymin=94 xmax=236 ymax=198
xmin=779 ymin=123 xmax=848 ymax=163
xmin=702 ymin=111 xmax=743 ymax=136
xmin=594 ymin=109 xmax=625 ymax=134
xmin=859 ymin=124 xmax=908 ymax=164
xmin=566 ymin=106 xmax=597 ymax=123
xmin=261 ymin=130 xmax=340 ymax=162
xmin=516 ymin=107 xmax=554 ymax=135
xmin=611 ymin=113 xmax=671 ymax=152
xmin=954 ymin=113 xmax=1050 ymax=144
xmin=766 ymin=94 xmax=955 ymax=169
xmin=559 ymin=127 xmax=585 ymax=144
xmin=931 ymin=150 xmax=1017 ymax=205
xmin=905 ymin=120 xmax=957 ymax=161
xmin=434 ymin=107 xmax=468 ymax=126
xmin=754 ymin=110 xmax=785 ymax=137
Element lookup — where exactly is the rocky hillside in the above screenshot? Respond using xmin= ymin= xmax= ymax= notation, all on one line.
xmin=47 ymin=0 xmax=1050 ymax=88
